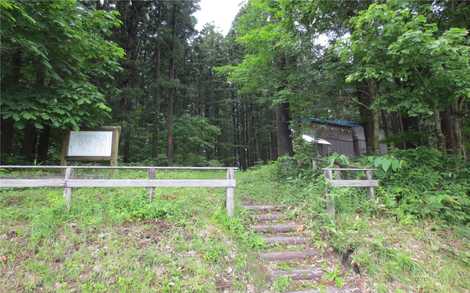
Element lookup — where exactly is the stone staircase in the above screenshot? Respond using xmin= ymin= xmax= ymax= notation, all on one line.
xmin=243 ymin=203 xmax=362 ymax=293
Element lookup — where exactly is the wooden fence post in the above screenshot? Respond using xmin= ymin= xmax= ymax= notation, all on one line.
xmin=335 ymin=169 xmax=342 ymax=179
xmin=366 ymin=170 xmax=375 ymax=200
xmin=148 ymin=167 xmax=156 ymax=200
xmin=226 ymin=168 xmax=235 ymax=217
xmin=311 ymin=159 xmax=317 ymax=170
xmin=64 ymin=167 xmax=73 ymax=210
xmin=324 ymin=169 xmax=335 ymax=217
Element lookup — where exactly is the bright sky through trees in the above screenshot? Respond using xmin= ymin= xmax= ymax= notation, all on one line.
xmin=194 ymin=0 xmax=245 ymax=35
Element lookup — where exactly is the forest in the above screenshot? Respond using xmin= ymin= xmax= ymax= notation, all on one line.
xmin=1 ymin=0 xmax=468 ymax=167
xmin=0 ymin=0 xmax=470 ymax=292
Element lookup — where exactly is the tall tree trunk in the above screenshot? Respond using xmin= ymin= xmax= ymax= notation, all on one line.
xmin=1 ymin=49 xmax=22 ymax=160
xmin=22 ymin=58 xmax=46 ymax=162
xmin=34 ymin=59 xmax=49 ymax=161
xmin=254 ymin=110 xmax=260 ymax=163
xmin=433 ymin=107 xmax=446 ymax=152
xmin=37 ymin=125 xmax=50 ymax=162
xmin=271 ymin=109 xmax=278 ymax=160
xmin=371 ymin=109 xmax=380 ymax=153
xmin=453 ymin=97 xmax=466 ymax=160
xmin=386 ymin=112 xmax=402 ymax=149
xmin=441 ymin=108 xmax=455 ymax=152
xmin=244 ymin=103 xmax=249 ymax=168
xmin=397 ymin=112 xmax=406 ymax=149
xmin=359 ymin=105 xmax=373 ymax=153
xmin=120 ymin=87 xmax=131 ymax=163
xmin=10 ymin=49 xmax=22 ymax=84
xmin=401 ymin=114 xmax=418 ymax=147
xmin=166 ymin=94 xmax=174 ymax=164
xmin=232 ymin=92 xmax=240 ymax=168
xmin=122 ymin=111 xmax=130 ymax=163
xmin=247 ymin=103 xmax=252 ymax=166
xmin=166 ymin=3 xmax=177 ymax=164
xmin=276 ymin=102 xmax=293 ymax=156
xmin=152 ymin=46 xmax=161 ymax=161
xmin=358 ymin=81 xmax=380 ymax=154
xmin=23 ymin=124 xmax=37 ymax=162
xmin=275 ymin=53 xmax=293 ymax=157
xmin=1 ymin=119 xmax=14 ymax=161
xmin=368 ymin=81 xmax=380 ymax=153
xmin=115 ymin=1 xmax=147 ymax=162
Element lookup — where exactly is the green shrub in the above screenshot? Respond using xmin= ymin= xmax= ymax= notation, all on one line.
xmin=273 ymin=147 xmax=469 ymax=225
xmin=372 ymin=148 xmax=470 ymax=224
xmin=273 ymin=155 xmax=299 ymax=179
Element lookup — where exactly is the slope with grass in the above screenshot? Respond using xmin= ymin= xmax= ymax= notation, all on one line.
xmin=1 ymin=155 xmax=469 ymax=292
xmin=0 ymin=169 xmax=266 ymax=292
xmin=236 ymin=148 xmax=470 ymax=292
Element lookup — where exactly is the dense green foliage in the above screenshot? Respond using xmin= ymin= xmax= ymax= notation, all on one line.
xmin=225 ymin=0 xmax=469 ymax=157
xmin=1 ymin=1 xmax=469 ymax=291
xmin=0 ymin=0 xmax=124 ymax=129
xmin=372 ymin=148 xmax=470 ymax=224
xmin=276 ymin=144 xmax=470 ymax=225
xmin=1 ymin=0 xmax=469 ymax=166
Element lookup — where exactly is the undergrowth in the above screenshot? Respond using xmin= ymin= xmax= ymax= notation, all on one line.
xmin=242 ymin=147 xmax=470 ymax=292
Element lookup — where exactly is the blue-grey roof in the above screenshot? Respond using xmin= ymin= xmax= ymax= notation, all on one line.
xmin=307 ymin=118 xmax=362 ymax=128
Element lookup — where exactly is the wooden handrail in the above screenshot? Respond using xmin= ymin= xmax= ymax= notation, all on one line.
xmin=0 ymin=165 xmax=237 ymax=170
xmin=0 ymin=165 xmax=237 ymax=217
xmin=328 ymin=179 xmax=378 ymax=187
xmin=0 ymin=179 xmax=236 ymax=188
xmin=323 ymin=168 xmax=378 ymax=218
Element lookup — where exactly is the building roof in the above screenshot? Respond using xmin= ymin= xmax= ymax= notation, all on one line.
xmin=307 ymin=118 xmax=362 ymax=128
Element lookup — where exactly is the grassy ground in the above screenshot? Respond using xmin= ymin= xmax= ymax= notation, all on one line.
xmin=0 ymin=169 xmax=265 ymax=292
xmin=1 ymin=166 xmax=469 ymax=292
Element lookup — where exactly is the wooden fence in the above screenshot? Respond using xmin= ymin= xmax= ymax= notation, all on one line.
xmin=0 ymin=166 xmax=237 ymax=217
xmin=323 ymin=167 xmax=378 ymax=217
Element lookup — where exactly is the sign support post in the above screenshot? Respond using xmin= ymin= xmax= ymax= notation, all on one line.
xmin=64 ymin=167 xmax=73 ymax=210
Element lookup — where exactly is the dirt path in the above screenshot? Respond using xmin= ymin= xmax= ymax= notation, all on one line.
xmin=243 ymin=203 xmax=366 ymax=293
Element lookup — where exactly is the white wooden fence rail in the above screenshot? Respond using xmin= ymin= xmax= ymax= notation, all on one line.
xmin=323 ymin=167 xmax=378 ymax=217
xmin=0 ymin=166 xmax=237 ymax=217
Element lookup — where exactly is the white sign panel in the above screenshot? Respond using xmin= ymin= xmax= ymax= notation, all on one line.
xmin=67 ymin=131 xmax=113 ymax=157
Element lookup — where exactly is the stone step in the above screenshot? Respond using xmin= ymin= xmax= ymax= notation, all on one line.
xmin=271 ymin=268 xmax=323 ymax=281
xmin=259 ymin=250 xmax=317 ymax=261
xmin=252 ymin=223 xmax=301 ymax=233
xmin=254 ymin=213 xmax=283 ymax=221
xmin=243 ymin=205 xmax=285 ymax=212
xmin=263 ymin=236 xmax=308 ymax=245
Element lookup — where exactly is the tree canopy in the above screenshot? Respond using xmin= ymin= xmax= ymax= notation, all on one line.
xmin=1 ymin=0 xmax=124 ymax=130
xmin=0 ymin=0 xmax=468 ymax=164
